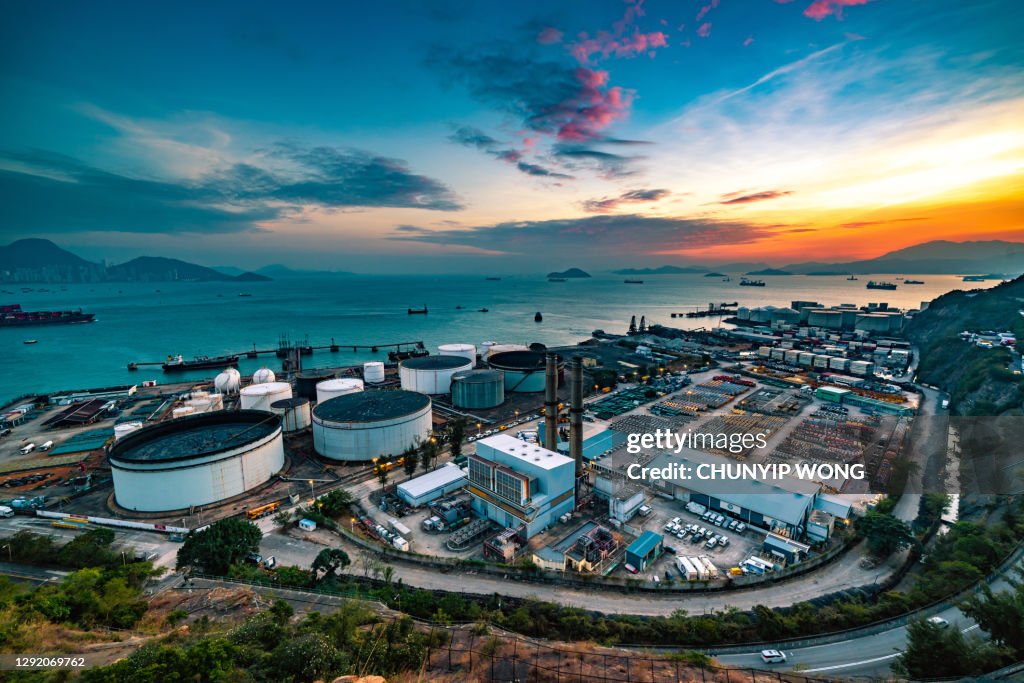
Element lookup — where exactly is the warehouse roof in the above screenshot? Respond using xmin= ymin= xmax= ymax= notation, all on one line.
xmin=626 ymin=530 xmax=663 ymax=559
xmin=313 ymin=390 xmax=430 ymax=423
xmin=397 ymin=463 xmax=466 ymax=500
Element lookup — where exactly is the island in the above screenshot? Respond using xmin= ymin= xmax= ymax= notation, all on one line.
xmin=614 ymin=265 xmax=708 ymax=275
xmin=547 ymin=267 xmax=591 ymax=278
xmin=703 ymin=272 xmax=726 ymax=277
xmin=744 ymin=268 xmax=792 ymax=276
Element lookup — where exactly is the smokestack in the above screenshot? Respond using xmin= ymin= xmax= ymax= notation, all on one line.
xmin=544 ymin=353 xmax=558 ymax=451
xmin=570 ymin=356 xmax=584 ymax=484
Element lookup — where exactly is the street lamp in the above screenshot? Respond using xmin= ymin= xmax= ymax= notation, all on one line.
xmin=476 ymin=422 xmax=482 ymax=435
xmin=308 ymin=479 xmax=315 ymax=502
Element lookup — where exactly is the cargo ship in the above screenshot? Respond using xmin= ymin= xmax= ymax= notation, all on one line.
xmin=866 ymin=281 xmax=897 ymax=290
xmin=162 ymin=354 xmax=239 ymax=372
xmin=739 ymin=278 xmax=765 ymax=287
xmin=904 ymin=279 xmax=925 ymax=285
xmin=623 ymin=279 xmax=644 ymax=284
xmin=0 ymin=304 xmax=95 ymax=327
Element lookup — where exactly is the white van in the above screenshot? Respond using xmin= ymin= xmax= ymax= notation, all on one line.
xmin=19 ymin=443 xmax=35 ymax=455
xmin=0 ymin=506 xmax=14 ymax=518
xmin=39 ymin=440 xmax=54 ymax=452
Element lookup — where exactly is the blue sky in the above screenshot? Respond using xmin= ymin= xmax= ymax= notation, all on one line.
xmin=1 ymin=0 xmax=1022 ymax=271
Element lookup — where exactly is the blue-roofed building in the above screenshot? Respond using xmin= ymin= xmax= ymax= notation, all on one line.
xmin=624 ymin=530 xmax=663 ymax=572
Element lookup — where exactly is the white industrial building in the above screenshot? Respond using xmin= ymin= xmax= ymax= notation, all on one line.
xmin=108 ymin=411 xmax=285 ymax=512
xmin=396 ymin=463 xmax=467 ymax=507
xmin=312 ymin=390 xmax=433 ymax=461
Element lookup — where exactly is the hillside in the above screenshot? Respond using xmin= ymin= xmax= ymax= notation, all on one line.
xmin=106 ymin=257 xmax=269 ymax=282
xmin=547 ymin=267 xmax=591 ymax=278
xmin=0 ymin=238 xmax=106 ymax=282
xmin=905 ymin=276 xmax=1024 ymax=415
xmin=785 ymin=240 xmax=1024 ymax=275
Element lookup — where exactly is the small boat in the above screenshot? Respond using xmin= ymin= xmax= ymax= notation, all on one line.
xmin=23 ymin=339 xmax=38 ymax=344
xmin=238 ymin=293 xmax=252 ymax=297
xmin=534 ymin=311 xmax=543 ymax=322
xmin=847 ymin=275 xmax=858 ymax=281
xmin=624 ymin=279 xmax=644 ymax=284
xmin=548 ymin=278 xmax=567 ymax=282
xmin=485 ymin=277 xmax=501 ymax=281
xmin=479 ymin=308 xmax=489 ymax=312
xmin=455 ymin=305 xmax=464 ymax=310
xmin=407 ymin=305 xmax=428 ymax=315
xmin=963 ymin=275 xmax=986 ymax=282
xmin=722 ymin=276 xmax=731 ymax=282
xmin=904 ymin=279 xmax=925 ymax=285
xmin=895 ymin=277 xmax=904 ymax=280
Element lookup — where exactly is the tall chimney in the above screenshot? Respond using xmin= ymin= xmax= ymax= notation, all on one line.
xmin=569 ymin=356 xmax=584 ymax=485
xmin=544 ymin=353 xmax=558 ymax=451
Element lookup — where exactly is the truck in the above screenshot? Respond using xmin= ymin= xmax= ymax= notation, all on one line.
xmin=0 ymin=506 xmax=14 ymax=518
xmin=39 ymin=440 xmax=54 ymax=452
xmin=675 ymin=555 xmax=699 ymax=580
xmin=685 ymin=501 xmax=707 ymax=516
xmin=388 ymin=518 xmax=412 ymax=537
xmin=392 ymin=536 xmax=409 ymax=552
xmin=697 ymin=555 xmax=719 ymax=579
xmin=19 ymin=443 xmax=35 ymax=455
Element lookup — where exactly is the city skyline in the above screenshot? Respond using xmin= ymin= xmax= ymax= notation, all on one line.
xmin=1 ymin=0 xmax=1021 ymax=271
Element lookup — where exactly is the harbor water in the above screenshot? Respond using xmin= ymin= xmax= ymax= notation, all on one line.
xmin=1 ymin=273 xmax=999 ymax=400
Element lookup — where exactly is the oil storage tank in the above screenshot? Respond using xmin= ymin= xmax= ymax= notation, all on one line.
xmin=363 ymin=361 xmax=386 ymax=384
xmin=271 ymin=397 xmax=312 ymax=433
xmin=317 ymin=378 xmax=364 ymax=403
xmin=488 ymin=350 xmax=563 ymax=392
xmin=450 ymin=369 xmax=505 ymax=409
xmin=312 ymin=390 xmax=432 ymax=462
xmin=438 ymin=343 xmax=477 ymax=364
xmin=399 ymin=355 xmax=473 ymax=394
xmin=296 ymin=370 xmax=335 ymax=400
xmin=240 ymin=381 xmax=293 ymax=411
xmin=108 ymin=410 xmax=285 ymax=512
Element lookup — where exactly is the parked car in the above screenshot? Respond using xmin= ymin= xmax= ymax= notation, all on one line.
xmin=727 ymin=519 xmax=738 ymax=530
xmin=705 ymin=538 xmax=717 ymax=549
xmin=663 ymin=545 xmax=677 ymax=555
xmin=624 ymin=563 xmax=639 ymax=574
xmin=718 ymin=536 xmax=730 ymax=547
xmin=736 ymin=522 xmax=747 ymax=533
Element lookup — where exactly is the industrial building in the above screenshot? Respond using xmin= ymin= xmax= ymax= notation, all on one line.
xmin=643 ymin=451 xmax=822 ymax=537
xmin=467 ymin=433 xmax=575 ymax=538
xmin=488 ymin=350 xmax=563 ymax=393
xmin=532 ymin=521 xmax=620 ymax=573
xmin=107 ymin=410 xmax=285 ymax=512
xmin=312 ymin=390 xmax=433 ymax=462
xmin=538 ymin=421 xmax=620 ymax=460
xmin=450 ymin=369 xmax=505 ymax=409
xmin=624 ymin=530 xmax=663 ymax=572
xmin=396 ymin=463 xmax=467 ymax=507
xmin=399 ymin=355 xmax=474 ymax=394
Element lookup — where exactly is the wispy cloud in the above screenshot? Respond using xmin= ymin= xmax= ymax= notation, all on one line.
xmin=720 ymin=189 xmax=793 ymax=204
xmin=582 ymin=188 xmax=670 ymax=212
xmin=804 ymin=0 xmax=872 ymax=21
xmin=448 ymin=124 xmax=573 ymax=178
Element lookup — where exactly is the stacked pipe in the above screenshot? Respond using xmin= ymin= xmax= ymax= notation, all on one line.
xmin=544 ymin=353 xmax=558 ymax=451
xmin=569 ymin=356 xmax=584 ymax=483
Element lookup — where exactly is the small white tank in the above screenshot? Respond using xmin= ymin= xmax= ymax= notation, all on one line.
xmin=438 ymin=343 xmax=477 ymax=364
xmin=363 ymin=361 xmax=385 ymax=384
xmin=113 ymin=422 xmax=144 ymax=441
xmin=252 ymin=367 xmax=276 ymax=384
xmin=214 ymin=370 xmax=241 ymax=395
xmin=317 ymin=378 xmax=364 ymax=403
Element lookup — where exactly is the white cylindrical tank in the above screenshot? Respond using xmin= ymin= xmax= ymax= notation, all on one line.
xmin=399 ymin=355 xmax=474 ymax=394
xmin=252 ymin=367 xmax=276 ymax=384
xmin=317 ymin=378 xmax=364 ymax=403
xmin=312 ymin=391 xmax=433 ymax=462
xmin=363 ymin=361 xmax=386 ymax=384
xmin=271 ymin=397 xmax=312 ymax=433
xmin=485 ymin=343 xmax=529 ymax=358
xmin=438 ymin=343 xmax=477 ymax=364
xmin=113 ymin=421 xmax=143 ymax=441
xmin=239 ymin=381 xmax=293 ymax=411
xmin=109 ymin=411 xmax=285 ymax=512
xmin=214 ymin=369 xmax=241 ymax=395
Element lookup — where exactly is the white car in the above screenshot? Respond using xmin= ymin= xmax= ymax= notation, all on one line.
xmin=760 ymin=650 xmax=787 ymax=664
xmin=927 ymin=616 xmax=950 ymax=629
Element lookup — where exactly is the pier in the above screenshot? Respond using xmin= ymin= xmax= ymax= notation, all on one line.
xmin=127 ymin=338 xmax=426 ymax=370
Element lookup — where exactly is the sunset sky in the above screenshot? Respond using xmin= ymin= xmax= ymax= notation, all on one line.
xmin=1 ymin=0 xmax=1022 ymax=271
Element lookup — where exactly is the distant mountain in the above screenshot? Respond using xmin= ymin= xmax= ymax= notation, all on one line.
xmin=547 ymin=267 xmax=591 ymax=278
xmin=255 ymin=263 xmax=352 ymax=277
xmin=0 ymin=239 xmax=269 ymax=283
xmin=212 ymin=265 xmax=245 ymax=276
xmin=745 ymin=268 xmax=792 ymax=276
xmin=784 ymin=240 xmax=1024 ymax=275
xmin=0 ymin=238 xmax=106 ymax=283
xmin=614 ymin=265 xmax=709 ymax=275
xmin=106 ymin=256 xmax=270 ymax=282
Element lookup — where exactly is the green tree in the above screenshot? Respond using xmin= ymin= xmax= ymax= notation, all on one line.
xmin=402 ymin=445 xmax=418 ymax=479
xmin=272 ymin=509 xmax=293 ymax=530
xmin=856 ymin=511 xmax=916 ymax=558
xmin=316 ymin=488 xmax=353 ymax=518
xmin=916 ymin=493 xmax=951 ymax=532
xmin=449 ymin=419 xmax=466 ymax=461
xmin=176 ymin=518 xmax=262 ymax=575
xmin=894 ymin=616 xmax=1008 ymax=678
xmin=311 ymin=548 xmax=351 ymax=582
xmin=419 ymin=437 xmax=439 ymax=472
xmin=960 ymin=570 xmax=1024 ymax=656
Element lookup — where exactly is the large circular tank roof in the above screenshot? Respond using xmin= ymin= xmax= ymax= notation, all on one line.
xmin=488 ymin=350 xmax=560 ymax=370
xmin=109 ymin=410 xmax=281 ymax=465
xmin=451 ymin=369 xmax=504 ymax=384
xmin=312 ymin=390 xmax=431 ymax=423
xmin=271 ymin=397 xmax=310 ymax=409
xmin=400 ymin=355 xmax=471 ymax=370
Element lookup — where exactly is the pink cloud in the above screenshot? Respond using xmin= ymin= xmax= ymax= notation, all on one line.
xmin=743 ymin=35 xmax=755 ymax=46
xmin=804 ymin=0 xmax=871 ymax=20
xmin=537 ymin=26 xmax=564 ymax=44
xmin=556 ymin=68 xmax=634 ymax=141
xmin=697 ymin=22 xmax=712 ymax=38
xmin=568 ymin=0 xmax=669 ymax=64
xmin=696 ymin=0 xmax=720 ymax=22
